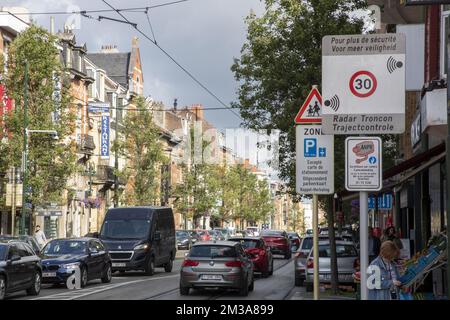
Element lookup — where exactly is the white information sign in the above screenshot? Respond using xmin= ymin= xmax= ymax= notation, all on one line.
xmin=322 ymin=34 xmax=406 ymax=134
xmin=345 ymin=137 xmax=382 ymax=191
xmin=296 ymin=125 xmax=334 ymax=194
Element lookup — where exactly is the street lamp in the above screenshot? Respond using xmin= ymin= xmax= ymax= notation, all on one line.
xmin=20 ymin=129 xmax=59 ymax=235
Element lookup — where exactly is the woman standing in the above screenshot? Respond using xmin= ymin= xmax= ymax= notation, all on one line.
xmin=368 ymin=241 xmax=402 ymax=300
xmin=381 ymin=226 xmax=403 ymax=250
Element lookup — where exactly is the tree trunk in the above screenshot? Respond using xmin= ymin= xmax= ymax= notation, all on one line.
xmin=328 ymin=195 xmax=339 ymax=295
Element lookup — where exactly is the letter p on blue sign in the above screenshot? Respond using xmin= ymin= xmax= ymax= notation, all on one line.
xmin=304 ymin=138 xmax=317 ymax=157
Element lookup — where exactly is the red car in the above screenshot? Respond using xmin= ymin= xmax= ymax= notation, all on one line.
xmin=260 ymin=230 xmax=292 ymax=259
xmin=228 ymin=237 xmax=274 ymax=278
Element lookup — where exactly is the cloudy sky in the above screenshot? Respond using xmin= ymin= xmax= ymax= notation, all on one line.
xmin=4 ymin=0 xmax=265 ymax=130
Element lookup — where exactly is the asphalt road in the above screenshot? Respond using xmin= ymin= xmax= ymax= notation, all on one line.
xmin=7 ymin=253 xmax=301 ymax=300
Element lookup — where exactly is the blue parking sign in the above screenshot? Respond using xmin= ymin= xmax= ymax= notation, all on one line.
xmin=304 ymin=138 xmax=317 ymax=157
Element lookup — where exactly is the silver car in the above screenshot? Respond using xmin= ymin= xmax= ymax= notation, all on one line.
xmin=304 ymin=240 xmax=358 ymax=291
xmin=179 ymin=241 xmax=254 ymax=296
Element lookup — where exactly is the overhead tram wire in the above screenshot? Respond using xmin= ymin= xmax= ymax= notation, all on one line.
xmin=0 ymin=1 xmax=190 ymax=16
xmin=100 ymin=0 xmax=243 ymax=121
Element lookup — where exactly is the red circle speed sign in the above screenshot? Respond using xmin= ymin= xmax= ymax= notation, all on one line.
xmin=349 ymin=70 xmax=377 ymax=98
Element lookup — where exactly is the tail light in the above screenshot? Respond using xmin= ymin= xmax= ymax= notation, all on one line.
xmin=306 ymin=259 xmax=314 ymax=269
xmin=225 ymin=261 xmax=243 ymax=267
xmin=182 ymin=259 xmax=199 ymax=267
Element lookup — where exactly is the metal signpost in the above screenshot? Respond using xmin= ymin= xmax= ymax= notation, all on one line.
xmin=295 ymin=86 xmax=334 ymax=300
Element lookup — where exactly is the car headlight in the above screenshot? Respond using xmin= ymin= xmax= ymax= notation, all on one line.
xmin=134 ymin=243 xmax=149 ymax=251
xmin=63 ymin=263 xmax=80 ymax=270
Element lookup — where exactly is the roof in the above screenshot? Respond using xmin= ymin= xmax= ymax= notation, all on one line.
xmin=87 ymin=53 xmax=131 ymax=88
xmin=228 ymin=237 xmax=262 ymax=241
xmin=193 ymin=241 xmax=240 ymax=247
xmin=318 ymin=240 xmax=356 ymax=246
xmin=50 ymin=237 xmax=94 ymax=242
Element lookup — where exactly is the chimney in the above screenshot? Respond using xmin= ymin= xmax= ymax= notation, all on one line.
xmin=50 ymin=16 xmax=54 ymax=34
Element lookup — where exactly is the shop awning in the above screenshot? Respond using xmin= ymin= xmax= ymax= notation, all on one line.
xmin=396 ymin=152 xmax=445 ymax=185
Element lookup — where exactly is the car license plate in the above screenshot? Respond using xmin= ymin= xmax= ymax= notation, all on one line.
xmin=112 ymin=263 xmax=126 ymax=267
xmin=201 ymin=274 xmax=222 ymax=281
xmin=43 ymin=272 xmax=56 ymax=277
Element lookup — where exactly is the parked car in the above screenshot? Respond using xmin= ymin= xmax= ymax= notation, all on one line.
xmin=99 ymin=207 xmax=176 ymax=275
xmin=40 ymin=238 xmax=112 ymax=287
xmin=228 ymin=237 xmax=273 ymax=278
xmin=287 ymin=232 xmax=301 ymax=251
xmin=214 ymin=228 xmax=232 ymax=240
xmin=176 ymin=230 xmax=192 ymax=250
xmin=260 ymin=230 xmax=291 ymax=259
xmin=294 ymin=234 xmax=348 ymax=286
xmin=0 ymin=241 xmax=42 ymax=300
xmin=304 ymin=240 xmax=359 ymax=292
xmin=0 ymin=235 xmax=42 ymax=254
xmin=179 ymin=241 xmax=254 ymax=296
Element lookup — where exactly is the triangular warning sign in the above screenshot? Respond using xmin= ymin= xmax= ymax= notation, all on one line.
xmin=294 ymin=88 xmax=322 ymax=124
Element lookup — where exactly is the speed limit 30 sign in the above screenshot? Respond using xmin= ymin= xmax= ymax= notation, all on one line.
xmin=321 ymin=34 xmax=405 ymax=135
xmin=349 ymin=70 xmax=377 ymax=98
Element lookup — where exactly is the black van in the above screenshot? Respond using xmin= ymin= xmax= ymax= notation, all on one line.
xmin=99 ymin=207 xmax=176 ymax=275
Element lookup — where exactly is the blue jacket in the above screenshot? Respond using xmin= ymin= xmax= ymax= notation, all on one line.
xmin=367 ymin=256 xmax=400 ymax=300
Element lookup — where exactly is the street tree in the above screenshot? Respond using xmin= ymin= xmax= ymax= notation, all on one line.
xmin=114 ymin=97 xmax=168 ymax=205
xmin=0 ymin=25 xmax=77 ymax=228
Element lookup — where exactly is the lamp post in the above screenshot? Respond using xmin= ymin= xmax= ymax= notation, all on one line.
xmin=20 ymin=129 xmax=59 ymax=235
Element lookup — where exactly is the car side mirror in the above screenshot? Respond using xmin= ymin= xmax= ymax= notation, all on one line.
xmin=89 ymin=248 xmax=98 ymax=255
xmin=154 ymin=231 xmax=161 ymax=241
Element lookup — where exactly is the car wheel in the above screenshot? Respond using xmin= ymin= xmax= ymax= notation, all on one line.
xmin=164 ymin=257 xmax=174 ymax=273
xmin=26 ymin=271 xmax=41 ymax=296
xmin=249 ymin=274 xmax=254 ymax=292
xmin=101 ymin=264 xmax=112 ymax=283
xmin=306 ymin=283 xmax=313 ymax=292
xmin=295 ymin=276 xmax=304 ymax=287
xmin=80 ymin=267 xmax=88 ymax=288
xmin=0 ymin=275 xmax=6 ymax=300
xmin=144 ymin=256 xmax=155 ymax=276
xmin=179 ymin=283 xmax=190 ymax=296
xmin=239 ymin=276 xmax=249 ymax=296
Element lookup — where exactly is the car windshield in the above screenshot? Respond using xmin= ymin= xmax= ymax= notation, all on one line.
xmin=100 ymin=219 xmax=151 ymax=239
xmin=0 ymin=245 xmax=7 ymax=260
xmin=311 ymin=244 xmax=358 ymax=258
xmin=261 ymin=231 xmax=283 ymax=237
xmin=301 ymin=237 xmax=313 ymax=250
xmin=228 ymin=239 xmax=259 ymax=249
xmin=190 ymin=245 xmax=237 ymax=258
xmin=43 ymin=240 xmax=87 ymax=255
xmin=176 ymin=231 xmax=189 ymax=238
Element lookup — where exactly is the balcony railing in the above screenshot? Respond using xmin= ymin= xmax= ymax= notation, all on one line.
xmin=78 ymin=134 xmax=95 ymax=155
xmin=95 ymin=165 xmax=115 ymax=184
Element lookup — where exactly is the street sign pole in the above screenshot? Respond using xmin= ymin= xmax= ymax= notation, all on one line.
xmin=312 ymin=194 xmax=319 ymax=300
xmin=446 ymin=36 xmax=450 ymax=301
xmin=359 ymin=191 xmax=369 ymax=300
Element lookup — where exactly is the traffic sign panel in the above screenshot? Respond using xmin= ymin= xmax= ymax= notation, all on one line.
xmin=296 ymin=125 xmax=334 ymax=194
xmin=294 ymin=88 xmax=322 ymax=124
xmin=321 ymin=34 xmax=406 ymax=134
xmin=345 ymin=137 xmax=382 ymax=191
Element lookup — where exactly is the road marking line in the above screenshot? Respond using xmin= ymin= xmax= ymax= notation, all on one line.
xmin=32 ymin=275 xmax=179 ymax=300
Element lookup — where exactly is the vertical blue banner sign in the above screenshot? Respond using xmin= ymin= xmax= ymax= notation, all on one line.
xmin=101 ymin=115 xmax=110 ymax=159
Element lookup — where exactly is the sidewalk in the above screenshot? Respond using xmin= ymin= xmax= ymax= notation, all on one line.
xmin=289 ymin=287 xmax=356 ymax=300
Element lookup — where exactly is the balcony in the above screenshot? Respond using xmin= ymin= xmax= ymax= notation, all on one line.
xmin=95 ymin=165 xmax=115 ymax=184
xmin=420 ymin=87 xmax=446 ymax=138
xmin=78 ymin=134 xmax=95 ymax=155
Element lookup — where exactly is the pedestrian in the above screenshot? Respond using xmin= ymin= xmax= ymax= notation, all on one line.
xmin=368 ymin=226 xmax=381 ymax=262
xmin=368 ymin=241 xmax=402 ymax=300
xmin=381 ymin=226 xmax=403 ymax=250
xmin=34 ymin=225 xmax=47 ymax=248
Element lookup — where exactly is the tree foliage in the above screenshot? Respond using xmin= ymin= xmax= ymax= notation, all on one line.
xmin=115 ymin=97 xmax=168 ymax=205
xmin=231 ymin=0 xmax=375 ymax=195
xmin=0 ymin=25 xmax=77 ymax=207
